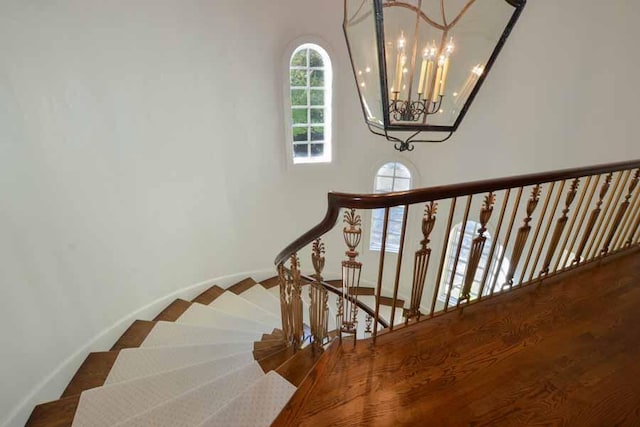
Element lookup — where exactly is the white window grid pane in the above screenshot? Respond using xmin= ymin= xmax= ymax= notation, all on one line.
xmin=290 ymin=46 xmax=327 ymax=160
xmin=370 ymin=163 xmax=411 ymax=252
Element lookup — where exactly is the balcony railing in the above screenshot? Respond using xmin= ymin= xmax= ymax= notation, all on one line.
xmin=275 ymin=159 xmax=640 ymax=347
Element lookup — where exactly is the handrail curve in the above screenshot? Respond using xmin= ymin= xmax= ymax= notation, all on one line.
xmin=275 ymin=159 xmax=640 ymax=265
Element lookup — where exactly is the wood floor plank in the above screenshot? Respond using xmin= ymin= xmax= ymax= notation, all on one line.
xmin=275 ymin=252 xmax=640 ymax=426
xmin=275 ymin=345 xmax=325 ymax=387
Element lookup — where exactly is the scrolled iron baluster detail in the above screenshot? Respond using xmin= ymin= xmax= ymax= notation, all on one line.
xmin=626 ymin=204 xmax=640 ymax=248
xmin=340 ymin=208 xmax=362 ymax=344
xmin=573 ymin=173 xmax=613 ymax=264
xmin=504 ymin=185 xmax=542 ymax=289
xmin=460 ymin=193 xmax=496 ymax=303
xmin=365 ymin=314 xmax=373 ymax=335
xmin=540 ymin=178 xmax=580 ymax=276
xmin=309 ymin=238 xmax=329 ymax=347
xmin=406 ymin=201 xmax=438 ymax=323
xmin=601 ymin=169 xmax=640 ymax=255
xmin=277 ymin=263 xmax=293 ymax=346
xmin=289 ymin=253 xmax=304 ymax=349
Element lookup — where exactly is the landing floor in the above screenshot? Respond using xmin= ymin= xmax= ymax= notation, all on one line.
xmin=275 ymin=251 xmax=640 ymax=426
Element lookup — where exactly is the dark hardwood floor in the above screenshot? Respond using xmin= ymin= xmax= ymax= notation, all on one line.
xmin=273 ymin=251 xmax=640 ymax=426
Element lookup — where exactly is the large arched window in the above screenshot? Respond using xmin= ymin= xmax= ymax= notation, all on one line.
xmin=289 ymin=43 xmax=332 ymax=164
xmin=439 ymin=221 xmax=510 ymax=306
xmin=370 ymin=162 xmax=411 ymax=252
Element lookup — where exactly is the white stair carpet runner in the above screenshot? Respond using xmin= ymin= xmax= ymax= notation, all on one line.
xmin=199 ymin=371 xmax=296 ymax=427
xmin=239 ymin=284 xmax=281 ymax=317
xmin=70 ymin=285 xmax=298 ymax=427
xmin=175 ymin=302 xmax=274 ymax=332
xmin=72 ymin=355 xmax=255 ymax=427
xmin=113 ymin=363 xmax=265 ymax=427
xmin=106 ymin=342 xmax=252 ymax=384
xmin=140 ymin=321 xmax=261 ymax=348
xmin=207 ymin=291 xmax=280 ymax=329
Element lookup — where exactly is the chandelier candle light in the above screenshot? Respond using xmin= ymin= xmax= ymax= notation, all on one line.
xmin=343 ymin=0 xmax=526 ymax=151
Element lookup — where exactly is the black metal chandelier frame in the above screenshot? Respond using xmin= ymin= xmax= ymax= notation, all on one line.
xmin=343 ymin=0 xmax=527 ymax=151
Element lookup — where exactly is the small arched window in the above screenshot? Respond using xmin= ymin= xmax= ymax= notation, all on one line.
xmin=439 ymin=221 xmax=510 ymax=306
xmin=289 ymin=43 xmax=332 ymax=164
xmin=370 ymin=162 xmax=412 ymax=252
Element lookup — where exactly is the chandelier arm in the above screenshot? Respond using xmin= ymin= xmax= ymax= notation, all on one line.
xmin=440 ymin=0 xmax=448 ymax=26
xmin=447 ymin=0 xmax=478 ymax=29
xmin=382 ymin=2 xmax=445 ymax=31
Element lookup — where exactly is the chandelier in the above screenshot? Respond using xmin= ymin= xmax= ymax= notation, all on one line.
xmin=343 ymin=0 xmax=526 ymax=151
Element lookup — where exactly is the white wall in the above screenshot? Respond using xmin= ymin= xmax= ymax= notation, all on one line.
xmin=1 ymin=0 xmax=639 ymax=425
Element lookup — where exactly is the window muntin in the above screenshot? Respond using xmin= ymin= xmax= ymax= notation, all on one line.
xmin=439 ymin=221 xmax=510 ymax=306
xmin=370 ymin=162 xmax=412 ymax=252
xmin=289 ymin=44 xmax=332 ymax=164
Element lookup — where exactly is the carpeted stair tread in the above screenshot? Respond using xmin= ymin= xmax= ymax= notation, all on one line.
xmin=207 ymin=291 xmax=280 ymax=329
xmin=26 ymin=395 xmax=79 ymax=427
xmin=198 ymin=371 xmax=296 ymax=427
xmin=260 ymin=276 xmax=280 ymax=289
xmin=257 ymin=346 xmax=296 ymax=373
xmin=239 ymin=284 xmax=281 ymax=317
xmin=274 ymin=345 xmax=325 ymax=387
xmin=71 ymin=354 xmax=255 ymax=427
xmin=140 ymin=321 xmax=261 ymax=348
xmin=106 ymin=342 xmax=253 ymax=385
xmin=153 ymin=299 xmax=192 ymax=322
xmin=227 ymin=277 xmax=258 ymax=295
xmin=175 ymin=302 xmax=276 ymax=332
xmin=112 ymin=363 xmax=265 ymax=427
xmin=111 ymin=320 xmax=156 ymax=351
xmin=62 ymin=351 xmax=120 ymax=398
xmin=192 ymin=285 xmax=225 ymax=305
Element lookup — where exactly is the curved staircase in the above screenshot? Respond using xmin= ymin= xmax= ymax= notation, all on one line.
xmin=27 ymin=277 xmax=327 ymax=427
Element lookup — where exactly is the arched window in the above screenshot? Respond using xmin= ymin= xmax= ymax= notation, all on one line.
xmin=370 ymin=162 xmax=411 ymax=252
xmin=289 ymin=44 xmax=332 ymax=164
xmin=439 ymin=221 xmax=510 ymax=306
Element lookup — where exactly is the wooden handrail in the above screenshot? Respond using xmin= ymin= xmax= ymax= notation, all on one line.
xmin=275 ymin=159 xmax=640 ymax=265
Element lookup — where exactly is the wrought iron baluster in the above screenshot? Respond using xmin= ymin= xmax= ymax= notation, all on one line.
xmin=309 ymin=238 xmax=329 ymax=347
xmin=613 ymin=172 xmax=640 ymax=251
xmin=589 ymin=171 xmax=628 ymax=259
xmin=573 ymin=173 xmax=612 ymax=264
xmin=520 ymin=182 xmax=555 ymax=286
xmin=601 ymin=169 xmax=639 ymax=255
xmin=445 ymin=196 xmax=473 ymax=311
xmin=430 ymin=198 xmax=457 ymax=317
xmin=390 ymin=204 xmax=410 ymax=330
xmin=554 ymin=176 xmax=590 ymax=272
xmin=479 ymin=189 xmax=510 ymax=299
xmin=490 ymin=187 xmax=523 ymax=296
xmin=340 ymin=208 xmax=362 ymax=345
xmin=459 ymin=193 xmax=495 ymax=306
xmin=541 ymin=178 xmax=580 ymax=276
xmin=373 ymin=208 xmax=390 ymax=344
xmin=406 ymin=202 xmax=437 ymax=323
xmin=503 ymin=185 xmax=542 ymax=289
xmin=289 ymin=254 xmax=304 ymax=349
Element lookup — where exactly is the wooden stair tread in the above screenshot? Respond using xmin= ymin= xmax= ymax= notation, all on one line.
xmin=26 ymin=395 xmax=79 ymax=427
xmin=378 ymin=295 xmax=405 ymax=308
xmin=257 ymin=346 xmax=296 ymax=373
xmin=275 ymin=345 xmax=325 ymax=387
xmin=227 ymin=277 xmax=258 ymax=295
xmin=110 ymin=320 xmax=155 ymax=351
xmin=192 ymin=284 xmax=225 ymax=305
xmin=254 ymin=343 xmax=288 ymax=361
xmin=153 ymin=299 xmax=192 ymax=322
xmin=271 ymin=340 xmax=340 ymax=427
xmin=260 ymin=276 xmax=280 ymax=289
xmin=61 ymin=351 xmax=119 ymax=398
xmin=348 ymin=286 xmax=375 ymax=296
